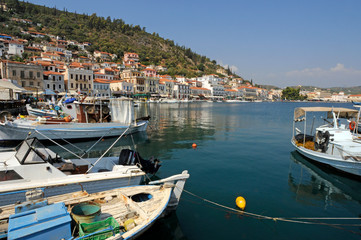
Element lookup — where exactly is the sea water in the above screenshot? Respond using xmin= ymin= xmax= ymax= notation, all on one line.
xmin=52 ymin=102 xmax=361 ymax=240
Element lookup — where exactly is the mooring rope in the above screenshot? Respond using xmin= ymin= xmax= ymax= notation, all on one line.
xmin=182 ymin=189 xmax=361 ymax=229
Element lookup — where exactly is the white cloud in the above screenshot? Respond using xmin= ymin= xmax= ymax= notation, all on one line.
xmin=278 ymin=63 xmax=361 ymax=87
xmin=217 ymin=60 xmax=239 ymax=73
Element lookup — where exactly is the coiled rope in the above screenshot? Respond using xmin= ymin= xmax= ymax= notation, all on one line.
xmin=182 ymin=189 xmax=361 ymax=235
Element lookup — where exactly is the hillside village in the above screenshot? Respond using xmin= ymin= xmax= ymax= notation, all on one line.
xmin=0 ymin=29 xmax=277 ymax=101
xmin=0 ymin=16 xmax=360 ymax=102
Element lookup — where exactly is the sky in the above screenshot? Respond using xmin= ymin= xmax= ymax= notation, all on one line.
xmin=25 ymin=0 xmax=361 ymax=88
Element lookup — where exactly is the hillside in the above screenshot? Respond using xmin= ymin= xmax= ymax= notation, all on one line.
xmin=290 ymin=85 xmax=361 ymax=95
xmin=0 ymin=0 xmax=238 ymax=78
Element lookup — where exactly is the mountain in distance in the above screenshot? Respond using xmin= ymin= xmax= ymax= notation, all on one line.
xmin=0 ymin=0 xmax=239 ymax=79
xmin=289 ymin=85 xmax=361 ymax=95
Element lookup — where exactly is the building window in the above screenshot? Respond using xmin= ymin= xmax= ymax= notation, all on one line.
xmin=21 ymin=81 xmax=25 ymax=87
xmin=71 ymin=74 xmax=73 ymax=79
xmin=47 ymin=84 xmax=50 ymax=88
xmin=71 ymin=83 xmax=73 ymax=88
xmin=29 ymin=81 xmax=33 ymax=86
xmin=59 ymin=85 xmax=61 ymax=89
xmin=12 ymin=70 xmax=16 ymax=76
xmin=37 ymin=72 xmax=40 ymax=78
xmin=29 ymin=71 xmax=33 ymax=78
xmin=20 ymin=71 xmax=25 ymax=78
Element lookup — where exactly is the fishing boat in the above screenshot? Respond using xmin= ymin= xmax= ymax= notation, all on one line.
xmin=0 ymin=136 xmax=161 ymax=206
xmin=159 ymin=98 xmax=179 ymax=103
xmin=291 ymin=106 xmax=361 ymax=177
xmin=26 ymin=104 xmax=58 ymax=117
xmin=0 ymin=170 xmax=189 ymax=239
xmin=0 ymin=98 xmax=148 ymax=142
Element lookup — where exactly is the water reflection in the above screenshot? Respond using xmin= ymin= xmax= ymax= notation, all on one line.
xmin=133 ymin=103 xmax=217 ymax=159
xmin=289 ymin=151 xmax=361 ymax=207
xmin=137 ymin=212 xmax=188 ymax=240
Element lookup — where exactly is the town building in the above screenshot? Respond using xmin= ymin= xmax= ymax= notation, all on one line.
xmin=190 ymin=87 xmax=211 ymax=99
xmin=0 ymin=60 xmax=43 ymax=93
xmin=348 ymin=94 xmax=361 ymax=102
xmin=110 ymin=80 xmax=134 ymax=96
xmin=64 ymin=63 xmax=93 ymax=95
xmin=43 ymin=71 xmax=65 ymax=93
xmin=93 ymin=79 xmax=112 ymax=97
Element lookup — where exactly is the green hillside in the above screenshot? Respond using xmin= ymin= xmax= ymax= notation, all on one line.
xmin=0 ymin=0 xmax=237 ymax=78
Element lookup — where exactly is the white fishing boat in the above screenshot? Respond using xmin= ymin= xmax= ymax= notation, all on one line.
xmin=179 ymin=99 xmax=193 ymax=103
xmin=291 ymin=106 xmax=361 ymax=177
xmin=0 ymin=137 xmax=161 ymax=206
xmin=159 ymin=98 xmax=179 ymax=103
xmin=0 ymin=98 xmax=148 ymax=142
xmin=26 ymin=104 xmax=58 ymax=117
xmin=0 ymin=171 xmax=189 ymax=240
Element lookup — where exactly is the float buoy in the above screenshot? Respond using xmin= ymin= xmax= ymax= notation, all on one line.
xmin=349 ymin=121 xmax=356 ymax=131
xmin=236 ymin=196 xmax=246 ymax=210
xmin=64 ymin=116 xmax=72 ymax=122
xmin=192 ymin=143 xmax=197 ymax=149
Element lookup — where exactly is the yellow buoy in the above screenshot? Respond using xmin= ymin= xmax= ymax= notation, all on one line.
xmin=236 ymin=196 xmax=246 ymax=210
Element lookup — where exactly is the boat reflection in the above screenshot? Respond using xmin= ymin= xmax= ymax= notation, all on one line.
xmin=137 ymin=212 xmax=188 ymax=240
xmin=289 ymin=151 xmax=361 ymax=206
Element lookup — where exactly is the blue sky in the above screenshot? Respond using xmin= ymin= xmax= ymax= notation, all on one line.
xmin=26 ymin=0 xmax=361 ymax=88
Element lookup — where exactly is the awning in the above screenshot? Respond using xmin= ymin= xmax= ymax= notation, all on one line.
xmin=43 ymin=89 xmax=57 ymax=95
xmin=294 ymin=107 xmax=359 ymax=120
xmin=134 ymin=93 xmax=149 ymax=97
xmin=0 ymin=80 xmax=27 ymax=92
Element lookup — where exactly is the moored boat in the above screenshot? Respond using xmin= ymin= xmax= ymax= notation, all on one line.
xmin=26 ymin=104 xmax=58 ymax=117
xmin=0 ymin=98 xmax=148 ymax=142
xmin=0 ymin=137 xmax=161 ymax=206
xmin=291 ymin=106 xmax=361 ymax=177
xmin=0 ymin=171 xmax=189 ymax=239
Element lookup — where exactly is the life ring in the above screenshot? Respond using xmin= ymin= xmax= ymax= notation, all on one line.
xmin=349 ymin=121 xmax=356 ymax=131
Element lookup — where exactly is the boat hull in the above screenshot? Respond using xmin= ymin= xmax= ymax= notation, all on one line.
xmin=0 ymin=174 xmax=143 ymax=206
xmin=291 ymin=140 xmax=361 ymax=177
xmin=0 ymin=120 xmax=148 ymax=141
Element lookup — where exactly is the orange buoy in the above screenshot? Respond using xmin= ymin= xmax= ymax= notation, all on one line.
xmin=64 ymin=116 xmax=72 ymax=122
xmin=192 ymin=143 xmax=197 ymax=149
xmin=236 ymin=196 xmax=246 ymax=210
xmin=349 ymin=121 xmax=356 ymax=131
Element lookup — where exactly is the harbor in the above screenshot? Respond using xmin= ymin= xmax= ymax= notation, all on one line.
xmin=25 ymin=101 xmax=360 ymax=240
xmin=1 ymin=0 xmax=361 ymax=239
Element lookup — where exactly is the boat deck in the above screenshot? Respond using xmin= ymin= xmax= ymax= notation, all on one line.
xmin=0 ymin=185 xmax=171 ymax=238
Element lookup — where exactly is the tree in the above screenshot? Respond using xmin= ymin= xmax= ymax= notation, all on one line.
xmin=282 ymin=87 xmax=306 ymax=100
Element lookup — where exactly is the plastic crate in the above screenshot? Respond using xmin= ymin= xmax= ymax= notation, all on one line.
xmin=79 ymin=217 xmax=121 ymax=240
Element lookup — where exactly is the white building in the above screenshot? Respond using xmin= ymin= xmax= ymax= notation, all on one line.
xmin=198 ymin=75 xmax=225 ymax=98
xmin=64 ymin=66 xmax=93 ymax=95
xmin=110 ymin=80 xmax=134 ymax=95
xmin=174 ymin=83 xmax=191 ymax=99
xmin=331 ymin=92 xmax=347 ymax=102
xmin=8 ymin=40 xmax=24 ymax=56
xmin=43 ymin=71 xmax=65 ymax=93
xmin=93 ymin=79 xmax=111 ymax=97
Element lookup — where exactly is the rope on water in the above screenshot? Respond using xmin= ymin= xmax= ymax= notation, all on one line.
xmin=182 ymin=189 xmax=361 ymax=229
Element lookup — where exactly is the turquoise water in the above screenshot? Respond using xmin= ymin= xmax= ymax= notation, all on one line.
xmin=53 ymin=102 xmax=361 ymax=239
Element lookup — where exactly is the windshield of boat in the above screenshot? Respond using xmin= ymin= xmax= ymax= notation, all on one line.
xmin=15 ymin=138 xmax=48 ymax=164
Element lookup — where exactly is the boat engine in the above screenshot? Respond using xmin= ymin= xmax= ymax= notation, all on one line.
xmin=118 ymin=149 xmax=161 ymax=174
xmin=314 ymin=131 xmax=330 ymax=153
